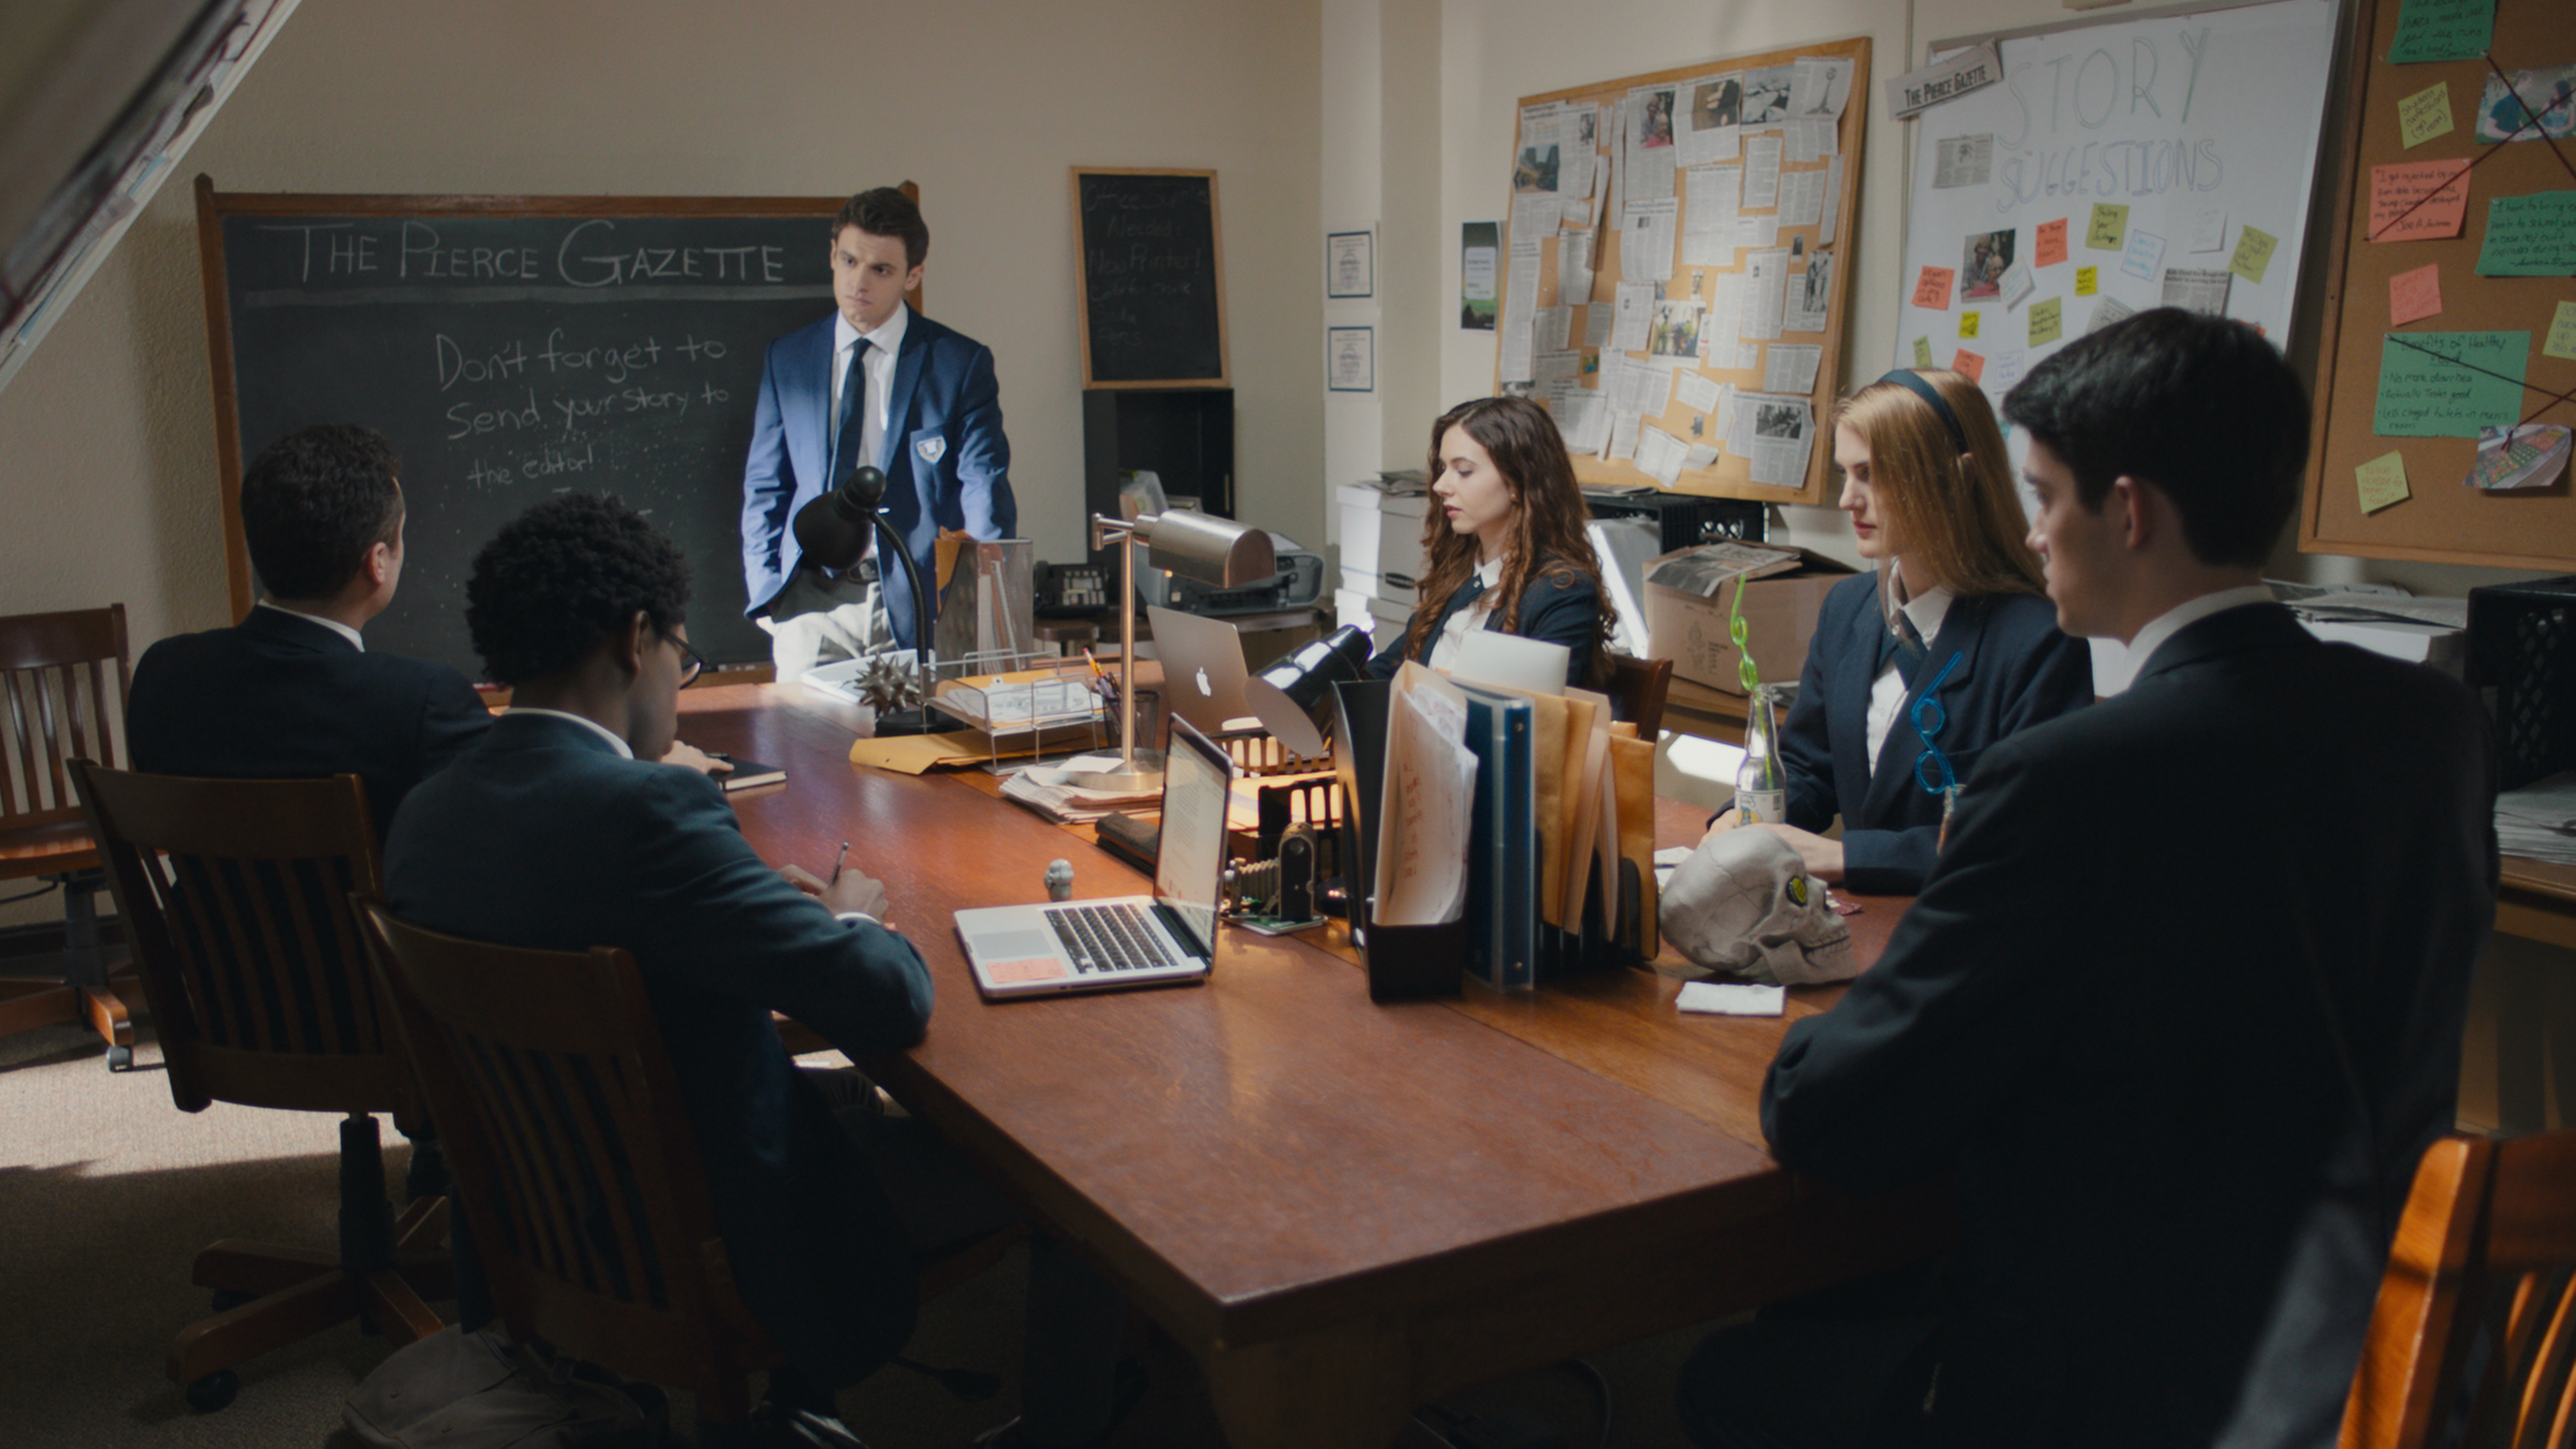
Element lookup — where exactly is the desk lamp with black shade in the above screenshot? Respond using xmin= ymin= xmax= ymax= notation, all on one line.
xmin=1071 ymin=509 xmax=1275 ymax=794
xmin=791 ymin=464 xmax=959 ymax=736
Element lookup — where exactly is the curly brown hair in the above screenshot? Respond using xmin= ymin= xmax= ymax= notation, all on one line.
xmin=1401 ymin=396 xmax=1615 ymax=688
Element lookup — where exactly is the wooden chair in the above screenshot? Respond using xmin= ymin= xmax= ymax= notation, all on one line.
xmin=0 ymin=606 xmax=139 ymax=1066
xmin=72 ymin=764 xmax=449 ymax=1411
xmin=2339 ymin=1129 xmax=2576 ymax=1448
xmin=1604 ymin=651 xmax=1674 ymax=738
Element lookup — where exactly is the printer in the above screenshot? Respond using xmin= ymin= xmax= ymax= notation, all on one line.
xmin=1166 ymin=531 xmax=1326 ymax=616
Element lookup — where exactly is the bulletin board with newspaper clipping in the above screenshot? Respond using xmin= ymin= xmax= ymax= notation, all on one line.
xmin=2302 ymin=0 xmax=2576 ymax=568
xmin=1493 ymin=36 xmax=1871 ymax=507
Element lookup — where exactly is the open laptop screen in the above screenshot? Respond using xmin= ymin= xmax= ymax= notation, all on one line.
xmin=1154 ymin=719 xmax=1232 ymax=957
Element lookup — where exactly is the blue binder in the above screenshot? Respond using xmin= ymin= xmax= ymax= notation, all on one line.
xmin=1453 ymin=682 xmax=1537 ymax=990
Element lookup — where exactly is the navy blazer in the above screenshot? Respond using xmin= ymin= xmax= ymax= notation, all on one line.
xmin=1364 ymin=563 xmax=1603 ymax=688
xmin=739 ymin=307 xmax=1017 ymax=650
xmin=128 ymin=606 xmax=490 ymax=835
xmin=1777 ymin=573 xmax=2091 ymax=894
xmin=1764 ymin=604 xmax=2497 ymax=1446
xmin=385 ymin=712 xmax=935 ymax=1386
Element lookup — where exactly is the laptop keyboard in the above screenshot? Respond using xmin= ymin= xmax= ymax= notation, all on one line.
xmin=1046 ymin=902 xmax=1179 ymax=974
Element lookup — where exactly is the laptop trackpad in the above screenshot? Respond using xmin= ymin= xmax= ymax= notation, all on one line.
xmin=973 ymin=926 xmax=1061 ymax=963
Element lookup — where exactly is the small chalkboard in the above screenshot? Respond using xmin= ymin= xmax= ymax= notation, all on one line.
xmin=195 ymin=182 xmax=869 ymax=677
xmin=1072 ymin=168 xmax=1228 ymax=388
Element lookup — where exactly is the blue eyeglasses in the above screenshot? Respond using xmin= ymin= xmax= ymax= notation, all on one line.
xmin=1911 ymin=651 xmax=1964 ymax=797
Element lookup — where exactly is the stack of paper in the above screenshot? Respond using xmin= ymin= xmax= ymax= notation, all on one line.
xmin=2496 ymin=773 xmax=2576 ymax=865
xmin=998 ymin=756 xmax=1163 ymax=824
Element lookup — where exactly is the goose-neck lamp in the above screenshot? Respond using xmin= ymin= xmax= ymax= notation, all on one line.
xmin=790 ymin=464 xmax=957 ymax=735
xmin=1071 ymin=509 xmax=1275 ymax=794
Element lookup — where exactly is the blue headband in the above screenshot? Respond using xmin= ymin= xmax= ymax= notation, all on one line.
xmin=1875 ymin=369 xmax=1969 ymax=456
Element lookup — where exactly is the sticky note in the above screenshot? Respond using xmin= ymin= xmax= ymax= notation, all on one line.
xmin=1676 ymin=980 xmax=1785 ymax=1016
xmin=1913 ymin=336 xmax=1935 ymax=368
xmin=2476 ymin=193 xmax=2576 ymax=277
xmin=2389 ymin=264 xmax=2443 ymax=326
xmin=2374 ymin=331 xmax=2529 ymax=437
xmin=2075 ymin=266 xmax=2098 ymax=297
xmin=2398 ymin=83 xmax=2455 ymax=148
xmin=2190 ymin=209 xmax=2229 ymax=254
xmin=1959 ymin=311 xmax=1981 ymax=339
xmin=1953 ymin=348 xmax=1986 ymax=382
xmin=2356 ymin=451 xmax=2411 ymax=513
xmin=2368 ymin=160 xmax=2473 ymax=241
xmin=2035 ymin=217 xmax=2070 ymax=267
xmin=2029 ymin=297 xmax=2063 ymax=345
xmin=2087 ymin=203 xmax=2129 ymax=251
xmin=2122 ymin=229 xmax=2167 ymax=282
xmin=2546 ymin=301 xmax=2576 ymax=362
xmin=2229 ymin=225 xmax=2279 ymax=284
xmin=1913 ymin=265 xmax=1956 ymax=310
xmin=2388 ymin=0 xmax=2494 ymax=65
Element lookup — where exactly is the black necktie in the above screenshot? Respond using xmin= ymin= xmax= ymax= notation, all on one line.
xmin=830 ymin=335 xmax=872 ymax=481
xmin=1880 ymin=608 xmax=1927 ymax=682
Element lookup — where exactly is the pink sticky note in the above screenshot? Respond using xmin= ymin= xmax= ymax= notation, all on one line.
xmin=2389 ymin=264 xmax=2443 ymax=325
xmin=2035 ymin=218 xmax=2070 ymax=268
xmin=1913 ymin=266 xmax=1956 ymax=310
xmin=1952 ymin=348 xmax=1986 ymax=382
xmin=2367 ymin=160 xmax=2471 ymax=242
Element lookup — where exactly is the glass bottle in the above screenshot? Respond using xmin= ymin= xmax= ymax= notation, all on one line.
xmin=1735 ymin=683 xmax=1786 ymax=825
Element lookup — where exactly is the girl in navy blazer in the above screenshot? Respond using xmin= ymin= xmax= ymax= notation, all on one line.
xmin=1720 ymin=370 xmax=2092 ymax=894
xmin=1366 ymin=396 xmax=1615 ymax=690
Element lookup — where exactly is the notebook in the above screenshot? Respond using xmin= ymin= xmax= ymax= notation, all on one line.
xmin=1144 ymin=605 xmax=1261 ymax=737
xmin=953 ymin=716 xmax=1236 ymax=999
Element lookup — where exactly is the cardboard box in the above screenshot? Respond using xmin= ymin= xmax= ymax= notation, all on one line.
xmin=1644 ymin=547 xmax=1855 ymax=695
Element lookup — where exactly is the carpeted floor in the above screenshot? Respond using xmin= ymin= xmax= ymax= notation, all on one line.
xmin=0 ymin=1010 xmax=1724 ymax=1448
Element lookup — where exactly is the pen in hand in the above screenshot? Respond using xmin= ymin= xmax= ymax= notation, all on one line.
xmin=830 ymin=840 xmax=849 ymax=885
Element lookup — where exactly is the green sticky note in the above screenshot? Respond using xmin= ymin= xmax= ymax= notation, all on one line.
xmin=2087 ymin=203 xmax=2129 ymax=251
xmin=2388 ymin=0 xmax=2494 ymax=64
xmin=2374 ymin=331 xmax=2528 ymax=437
xmin=1913 ymin=336 xmax=1935 ymax=368
xmin=2356 ymin=451 xmax=2411 ymax=513
xmin=2546 ymin=301 xmax=2576 ymax=363
xmin=2074 ymin=266 xmax=2098 ymax=297
xmin=1959 ymin=311 xmax=1981 ymax=339
xmin=2230 ymin=225 xmax=2279 ymax=284
xmin=2476 ymin=193 xmax=2576 ymax=277
xmin=2029 ymin=297 xmax=2063 ymax=346
xmin=2398 ymin=83 xmax=2454 ymax=148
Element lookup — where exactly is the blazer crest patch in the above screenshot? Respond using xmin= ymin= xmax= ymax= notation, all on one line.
xmin=916 ymin=437 xmax=947 ymax=465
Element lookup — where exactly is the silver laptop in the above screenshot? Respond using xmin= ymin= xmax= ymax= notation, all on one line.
xmin=1144 ymin=605 xmax=1263 ymax=736
xmin=956 ymin=716 xmax=1236 ymax=998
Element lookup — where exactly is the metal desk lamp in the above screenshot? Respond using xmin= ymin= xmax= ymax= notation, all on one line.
xmin=1072 ymin=510 xmax=1274 ymax=793
xmin=791 ymin=464 xmax=957 ymax=735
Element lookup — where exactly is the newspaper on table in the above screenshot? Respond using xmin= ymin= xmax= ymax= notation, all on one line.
xmin=1645 ymin=540 xmax=1805 ymax=598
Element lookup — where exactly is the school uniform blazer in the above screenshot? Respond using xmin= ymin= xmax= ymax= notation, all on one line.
xmin=1777 ymin=572 xmax=2092 ymax=894
xmin=127 ymin=606 xmax=491 ymax=835
xmin=739 ymin=309 xmax=1017 ymax=651
xmin=1762 ymin=604 xmax=2498 ymax=1447
xmin=1364 ymin=561 xmax=1603 ymax=689
xmin=384 ymin=711 xmax=935 ymax=1386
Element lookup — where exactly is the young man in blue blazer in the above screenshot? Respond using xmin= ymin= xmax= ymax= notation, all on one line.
xmin=1680 ymin=311 xmax=2498 ymax=1448
xmin=739 ymin=188 xmax=1018 ymax=672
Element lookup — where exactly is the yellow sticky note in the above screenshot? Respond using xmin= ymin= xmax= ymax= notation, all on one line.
xmin=2087 ymin=203 xmax=2129 ymax=250
xmin=2546 ymin=301 xmax=2576 ymax=363
xmin=2356 ymin=451 xmax=2410 ymax=514
xmin=2029 ymin=297 xmax=2064 ymax=346
xmin=1959 ymin=311 xmax=1981 ymax=339
xmin=2231 ymin=225 xmax=2278 ymax=285
xmin=1913 ymin=336 xmax=1935 ymax=368
xmin=2398 ymin=82 xmax=2453 ymax=150
xmin=2075 ymin=266 xmax=2098 ymax=297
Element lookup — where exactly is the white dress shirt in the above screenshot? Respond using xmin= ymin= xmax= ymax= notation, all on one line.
xmin=256 ymin=598 xmax=364 ymax=651
xmin=506 ymin=706 xmax=633 ymax=758
xmin=2124 ymin=584 xmax=2277 ymax=675
xmin=1864 ymin=581 xmax=1955 ymax=775
xmin=830 ymin=304 xmax=909 ymax=567
xmin=1426 ymin=557 xmax=1507 ymax=673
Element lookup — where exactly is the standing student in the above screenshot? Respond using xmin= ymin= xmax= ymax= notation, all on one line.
xmin=1710 ymin=371 xmax=2090 ymax=895
xmin=1365 ymin=395 xmax=1615 ymax=690
xmin=739 ymin=188 xmax=1017 ymax=674
xmin=1676 ymin=310 xmax=2498 ymax=1448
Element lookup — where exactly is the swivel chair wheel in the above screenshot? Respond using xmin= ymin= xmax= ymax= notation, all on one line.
xmin=184 ymin=1370 xmax=239 ymax=1412
xmin=211 ymin=1289 xmax=254 ymax=1313
xmin=106 ymin=1044 xmax=131 ymax=1071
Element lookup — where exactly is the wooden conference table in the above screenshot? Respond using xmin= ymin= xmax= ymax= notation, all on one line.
xmin=676 ymin=684 xmax=1943 ymax=1449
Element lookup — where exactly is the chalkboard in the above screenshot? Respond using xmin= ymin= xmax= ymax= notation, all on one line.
xmin=193 ymin=182 xmax=875 ymax=678
xmin=1071 ymin=168 xmax=1228 ymax=388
